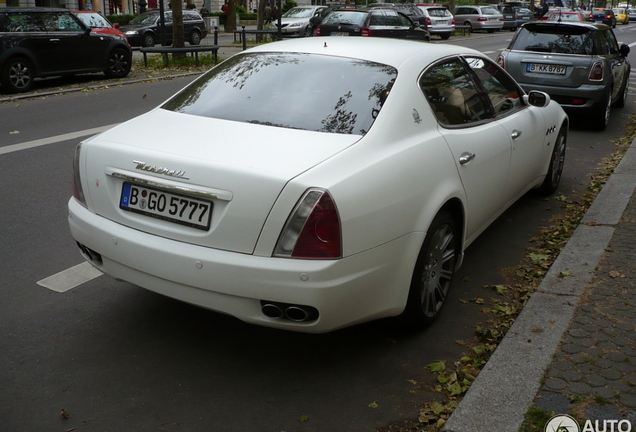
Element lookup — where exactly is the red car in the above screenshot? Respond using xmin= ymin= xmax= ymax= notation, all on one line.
xmin=72 ymin=11 xmax=127 ymax=38
xmin=546 ymin=10 xmax=586 ymax=22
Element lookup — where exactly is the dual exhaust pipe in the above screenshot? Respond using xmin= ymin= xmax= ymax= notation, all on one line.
xmin=261 ymin=301 xmax=319 ymax=323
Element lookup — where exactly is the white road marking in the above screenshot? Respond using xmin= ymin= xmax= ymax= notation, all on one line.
xmin=37 ymin=262 xmax=103 ymax=293
xmin=0 ymin=124 xmax=118 ymax=156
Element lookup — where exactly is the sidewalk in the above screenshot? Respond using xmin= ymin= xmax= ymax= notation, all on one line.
xmin=443 ymin=140 xmax=636 ymax=431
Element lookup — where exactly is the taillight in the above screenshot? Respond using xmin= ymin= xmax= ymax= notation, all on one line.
xmin=361 ymin=27 xmax=372 ymax=36
xmin=589 ymin=61 xmax=603 ymax=81
xmin=478 ymin=17 xmax=488 ymax=21
xmin=425 ymin=17 xmax=432 ymax=25
xmin=451 ymin=17 xmax=456 ymax=24
xmin=274 ymin=189 xmax=342 ymax=259
xmin=496 ymin=54 xmax=505 ymax=68
xmin=72 ymin=143 xmax=87 ymax=208
xmin=315 ymin=25 xmax=321 ymax=36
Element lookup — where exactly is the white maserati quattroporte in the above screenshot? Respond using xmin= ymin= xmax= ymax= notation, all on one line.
xmin=69 ymin=37 xmax=568 ymax=333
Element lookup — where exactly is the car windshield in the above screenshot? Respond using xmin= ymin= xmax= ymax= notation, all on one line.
xmin=75 ymin=12 xmax=111 ymax=27
xmin=427 ymin=8 xmax=451 ymax=17
xmin=162 ymin=52 xmax=397 ymax=135
xmin=512 ymin=25 xmax=594 ymax=54
xmin=283 ymin=7 xmax=315 ymax=18
xmin=130 ymin=12 xmax=160 ymax=24
xmin=321 ymin=11 xmax=367 ymax=26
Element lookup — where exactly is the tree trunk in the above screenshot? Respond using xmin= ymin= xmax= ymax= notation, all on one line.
xmin=171 ymin=0 xmax=186 ymax=61
xmin=225 ymin=0 xmax=237 ymax=32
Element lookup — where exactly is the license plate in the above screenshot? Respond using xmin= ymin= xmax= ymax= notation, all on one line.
xmin=330 ymin=32 xmax=349 ymax=36
xmin=526 ymin=63 xmax=567 ymax=75
xmin=120 ymin=182 xmax=212 ymax=230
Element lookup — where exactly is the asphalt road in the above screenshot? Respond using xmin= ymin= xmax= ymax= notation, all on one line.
xmin=1 ymin=29 xmax=636 ymax=431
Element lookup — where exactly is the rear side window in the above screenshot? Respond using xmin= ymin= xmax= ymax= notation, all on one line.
xmin=4 ymin=13 xmax=46 ymax=31
xmin=41 ymin=12 xmax=84 ymax=31
xmin=511 ymin=25 xmax=595 ymax=55
xmin=420 ymin=58 xmax=491 ymax=126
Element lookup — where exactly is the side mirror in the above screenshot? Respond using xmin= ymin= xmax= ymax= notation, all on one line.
xmin=523 ymin=90 xmax=550 ymax=108
xmin=114 ymin=23 xmax=120 ymax=29
xmin=620 ymin=43 xmax=630 ymax=57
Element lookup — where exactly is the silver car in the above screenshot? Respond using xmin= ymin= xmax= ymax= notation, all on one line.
xmin=417 ymin=5 xmax=455 ymax=39
xmin=453 ymin=5 xmax=504 ymax=32
xmin=275 ymin=5 xmax=326 ymax=37
xmin=497 ymin=21 xmax=630 ymax=131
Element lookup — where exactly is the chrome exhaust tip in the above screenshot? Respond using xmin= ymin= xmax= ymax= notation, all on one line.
xmin=261 ymin=303 xmax=284 ymax=319
xmin=284 ymin=306 xmax=310 ymax=322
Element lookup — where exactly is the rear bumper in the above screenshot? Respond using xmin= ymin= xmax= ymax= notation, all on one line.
xmin=68 ymin=198 xmax=423 ymax=333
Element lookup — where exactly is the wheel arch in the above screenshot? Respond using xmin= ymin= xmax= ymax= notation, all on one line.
xmin=0 ymin=48 xmax=40 ymax=77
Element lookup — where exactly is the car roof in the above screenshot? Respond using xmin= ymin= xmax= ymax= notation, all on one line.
xmin=246 ymin=37 xmax=480 ymax=68
xmin=0 ymin=7 xmax=70 ymax=12
xmin=521 ymin=20 xmax=605 ymax=30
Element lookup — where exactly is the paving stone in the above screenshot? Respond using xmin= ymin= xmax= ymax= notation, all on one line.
xmin=545 ymin=377 xmax=568 ymax=391
xmin=599 ymin=368 xmax=623 ymax=380
xmin=587 ymin=375 xmax=608 ymax=387
xmin=620 ymin=393 xmax=636 ymax=408
xmin=569 ymin=382 xmax=593 ymax=395
xmin=594 ymin=386 xmax=616 ymax=400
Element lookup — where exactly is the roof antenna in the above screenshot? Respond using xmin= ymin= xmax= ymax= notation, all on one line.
xmin=324 ymin=42 xmax=328 ymax=48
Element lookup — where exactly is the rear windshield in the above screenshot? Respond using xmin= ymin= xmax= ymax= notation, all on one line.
xmin=511 ymin=25 xmax=594 ymax=54
xmin=321 ymin=10 xmax=366 ymax=26
xmin=481 ymin=8 xmax=500 ymax=15
xmin=162 ymin=52 xmax=397 ymax=135
xmin=427 ymin=8 xmax=452 ymax=17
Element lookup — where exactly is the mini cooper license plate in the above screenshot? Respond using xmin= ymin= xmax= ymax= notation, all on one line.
xmin=527 ymin=63 xmax=566 ymax=75
xmin=120 ymin=182 xmax=212 ymax=230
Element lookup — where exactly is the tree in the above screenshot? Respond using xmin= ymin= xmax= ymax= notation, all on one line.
xmin=170 ymin=0 xmax=186 ymax=61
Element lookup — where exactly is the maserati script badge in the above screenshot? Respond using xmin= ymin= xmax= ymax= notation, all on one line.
xmin=133 ymin=160 xmax=189 ymax=179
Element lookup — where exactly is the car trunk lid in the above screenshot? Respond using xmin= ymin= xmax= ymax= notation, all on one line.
xmin=81 ymin=109 xmax=359 ymax=254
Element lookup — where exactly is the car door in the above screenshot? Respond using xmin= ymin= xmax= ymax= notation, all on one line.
xmin=464 ymin=56 xmax=550 ymax=204
xmin=41 ymin=12 xmax=107 ymax=72
xmin=599 ymin=29 xmax=628 ymax=102
xmin=367 ymin=11 xmax=403 ymax=38
xmin=3 ymin=12 xmax=58 ymax=73
xmin=419 ymin=57 xmax=512 ymax=240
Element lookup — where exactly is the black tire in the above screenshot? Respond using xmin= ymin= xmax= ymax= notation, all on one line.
xmin=487 ymin=28 xmax=495 ymax=33
xmin=1 ymin=57 xmax=34 ymax=93
xmin=142 ymin=32 xmax=156 ymax=47
xmin=189 ymin=30 xmax=202 ymax=45
xmin=614 ymin=77 xmax=629 ymax=108
xmin=399 ymin=210 xmax=459 ymax=330
xmin=104 ymin=48 xmax=132 ymax=79
xmin=590 ymin=89 xmax=611 ymax=131
xmin=537 ymin=125 xmax=567 ymax=195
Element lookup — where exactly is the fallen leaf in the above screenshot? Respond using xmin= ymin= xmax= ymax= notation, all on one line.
xmin=368 ymin=401 xmax=379 ymax=408
xmin=609 ymin=270 xmax=625 ymax=278
xmin=298 ymin=415 xmax=310 ymax=422
xmin=9 ymin=130 xmax=20 ymax=135
xmin=60 ymin=409 xmax=70 ymax=419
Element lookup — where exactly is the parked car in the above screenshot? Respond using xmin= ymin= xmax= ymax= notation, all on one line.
xmin=315 ymin=9 xmax=430 ymax=41
xmin=453 ymin=5 xmax=504 ymax=32
xmin=274 ymin=5 xmax=326 ymax=37
xmin=546 ymin=10 xmax=586 ymax=22
xmin=585 ymin=9 xmax=616 ymax=27
xmin=612 ymin=7 xmax=629 ymax=24
xmin=369 ymin=2 xmax=427 ymax=25
xmin=119 ymin=9 xmax=207 ymax=47
xmin=627 ymin=8 xmax=636 ymax=21
xmin=72 ymin=10 xmax=127 ymax=38
xmin=0 ymin=7 xmax=132 ymax=93
xmin=514 ymin=7 xmax=534 ymax=26
xmin=497 ymin=21 xmax=630 ymax=131
xmin=417 ymin=5 xmax=455 ymax=39
xmin=69 ymin=37 xmax=568 ymax=333
xmin=495 ymin=4 xmax=518 ymax=30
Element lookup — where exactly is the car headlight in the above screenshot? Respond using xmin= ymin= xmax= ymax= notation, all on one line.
xmin=125 ymin=30 xmax=138 ymax=35
xmin=289 ymin=22 xmax=303 ymax=28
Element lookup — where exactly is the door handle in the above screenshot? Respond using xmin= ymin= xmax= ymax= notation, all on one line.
xmin=511 ymin=130 xmax=522 ymax=140
xmin=459 ymin=152 xmax=476 ymax=165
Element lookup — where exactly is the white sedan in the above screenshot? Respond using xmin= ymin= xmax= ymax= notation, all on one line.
xmin=69 ymin=37 xmax=568 ymax=333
